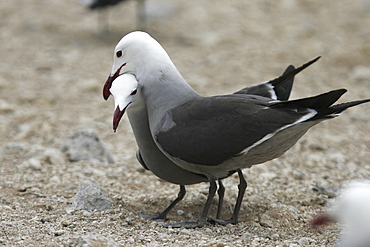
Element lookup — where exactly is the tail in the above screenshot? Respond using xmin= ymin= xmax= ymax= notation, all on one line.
xmin=234 ymin=56 xmax=320 ymax=100
xmin=312 ymin=99 xmax=370 ymax=121
xmin=269 ymin=56 xmax=321 ymax=100
xmin=272 ymin=88 xmax=370 ymax=121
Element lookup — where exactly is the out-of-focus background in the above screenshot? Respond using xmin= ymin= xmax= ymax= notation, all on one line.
xmin=1 ymin=0 xmax=369 ymax=246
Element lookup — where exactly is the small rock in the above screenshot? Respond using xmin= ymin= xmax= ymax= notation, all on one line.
xmin=64 ymin=207 xmax=75 ymax=214
xmin=298 ymin=237 xmax=315 ymax=246
xmin=177 ymin=209 xmax=184 ymax=216
xmin=53 ymin=230 xmax=64 ymax=236
xmin=73 ymin=180 xmax=112 ymax=211
xmin=42 ymin=148 xmax=66 ymax=166
xmin=179 ymin=229 xmax=192 ymax=235
xmin=259 ymin=213 xmax=275 ymax=228
xmin=60 ymin=218 xmax=73 ymax=227
xmin=49 ymin=175 xmax=61 ymax=184
xmin=291 ymin=169 xmax=304 ymax=180
xmin=61 ymin=129 xmax=114 ymax=164
xmin=27 ymin=158 xmax=42 ymax=171
xmin=0 ymin=99 xmax=16 ymax=113
xmin=251 ymin=237 xmax=263 ymax=246
xmin=242 ymin=231 xmax=252 ymax=238
xmin=312 ymin=183 xmax=339 ymax=198
xmin=70 ymin=234 xmax=119 ymax=247
xmin=83 ymin=211 xmax=93 ymax=217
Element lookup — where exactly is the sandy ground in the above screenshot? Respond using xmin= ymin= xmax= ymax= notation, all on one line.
xmin=1 ymin=0 xmax=370 ymax=246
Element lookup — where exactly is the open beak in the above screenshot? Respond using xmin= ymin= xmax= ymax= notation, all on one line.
xmin=103 ymin=63 xmax=127 ymax=100
xmin=103 ymin=75 xmax=114 ymax=100
xmin=113 ymin=103 xmax=130 ymax=132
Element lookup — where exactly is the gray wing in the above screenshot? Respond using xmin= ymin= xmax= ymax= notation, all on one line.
xmin=155 ymin=95 xmax=313 ymax=166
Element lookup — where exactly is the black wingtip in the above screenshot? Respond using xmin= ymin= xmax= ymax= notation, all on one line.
xmin=312 ymin=98 xmax=370 ymax=121
xmin=269 ymin=56 xmax=321 ymax=88
xmin=272 ymin=88 xmax=348 ymax=109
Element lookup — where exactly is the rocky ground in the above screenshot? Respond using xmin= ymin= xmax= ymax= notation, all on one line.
xmin=1 ymin=0 xmax=370 ymax=246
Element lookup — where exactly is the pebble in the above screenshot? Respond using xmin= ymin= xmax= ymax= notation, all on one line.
xmin=127 ymin=237 xmax=135 ymax=243
xmin=291 ymin=169 xmax=304 ymax=180
xmin=64 ymin=207 xmax=75 ymax=214
xmin=176 ymin=209 xmax=184 ymax=216
xmin=298 ymin=237 xmax=315 ymax=246
xmin=42 ymin=148 xmax=66 ymax=166
xmin=0 ymin=99 xmax=16 ymax=113
xmin=179 ymin=229 xmax=192 ymax=235
xmin=72 ymin=180 xmax=112 ymax=211
xmin=52 ymin=230 xmax=64 ymax=236
xmin=242 ymin=232 xmax=252 ymax=238
xmin=312 ymin=183 xmax=339 ymax=198
xmin=259 ymin=213 xmax=275 ymax=228
xmin=61 ymin=129 xmax=115 ymax=164
xmin=83 ymin=211 xmax=92 ymax=217
xmin=26 ymin=158 xmax=43 ymax=171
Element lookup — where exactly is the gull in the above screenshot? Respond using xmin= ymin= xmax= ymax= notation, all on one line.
xmin=103 ymin=31 xmax=370 ymax=228
xmin=110 ymin=56 xmax=302 ymax=222
xmin=110 ymin=59 xmax=305 ymax=222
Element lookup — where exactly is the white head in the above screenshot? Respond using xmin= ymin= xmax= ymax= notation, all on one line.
xmin=103 ymin=31 xmax=174 ymax=100
xmin=109 ymin=74 xmax=140 ymax=132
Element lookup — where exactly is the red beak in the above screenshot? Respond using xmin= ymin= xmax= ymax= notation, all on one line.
xmin=103 ymin=75 xmax=114 ymax=100
xmin=113 ymin=105 xmax=125 ymax=132
xmin=113 ymin=103 xmax=131 ymax=132
xmin=103 ymin=63 xmax=127 ymax=100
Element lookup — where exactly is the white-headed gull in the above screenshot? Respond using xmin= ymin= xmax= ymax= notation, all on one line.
xmin=109 ymin=57 xmax=303 ymax=222
xmin=103 ymin=31 xmax=370 ymax=228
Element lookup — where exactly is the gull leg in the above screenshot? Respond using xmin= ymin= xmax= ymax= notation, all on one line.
xmin=216 ymin=179 xmax=225 ymax=219
xmin=140 ymin=185 xmax=186 ymax=222
xmin=166 ymin=179 xmax=217 ymax=228
xmin=209 ymin=170 xmax=247 ymax=225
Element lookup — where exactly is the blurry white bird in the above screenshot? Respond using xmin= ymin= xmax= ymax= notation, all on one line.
xmin=311 ymin=180 xmax=370 ymax=247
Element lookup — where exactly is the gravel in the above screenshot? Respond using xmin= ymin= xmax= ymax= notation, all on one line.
xmin=1 ymin=0 xmax=370 ymax=246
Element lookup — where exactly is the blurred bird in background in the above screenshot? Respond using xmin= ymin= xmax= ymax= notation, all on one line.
xmin=77 ymin=0 xmax=146 ymax=33
xmin=311 ymin=180 xmax=370 ymax=247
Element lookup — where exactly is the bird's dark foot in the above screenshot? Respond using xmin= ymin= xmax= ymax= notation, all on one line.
xmin=164 ymin=220 xmax=206 ymax=229
xmin=208 ymin=217 xmax=237 ymax=225
xmin=139 ymin=213 xmax=167 ymax=222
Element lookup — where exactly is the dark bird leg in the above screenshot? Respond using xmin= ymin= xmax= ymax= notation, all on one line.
xmin=140 ymin=185 xmax=186 ymax=222
xmin=209 ymin=170 xmax=247 ymax=225
xmin=166 ymin=178 xmax=217 ymax=228
xmin=216 ymin=179 xmax=225 ymax=219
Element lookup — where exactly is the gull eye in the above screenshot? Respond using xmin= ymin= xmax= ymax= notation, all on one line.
xmin=130 ymin=89 xmax=137 ymax=95
xmin=116 ymin=50 xmax=122 ymax=58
